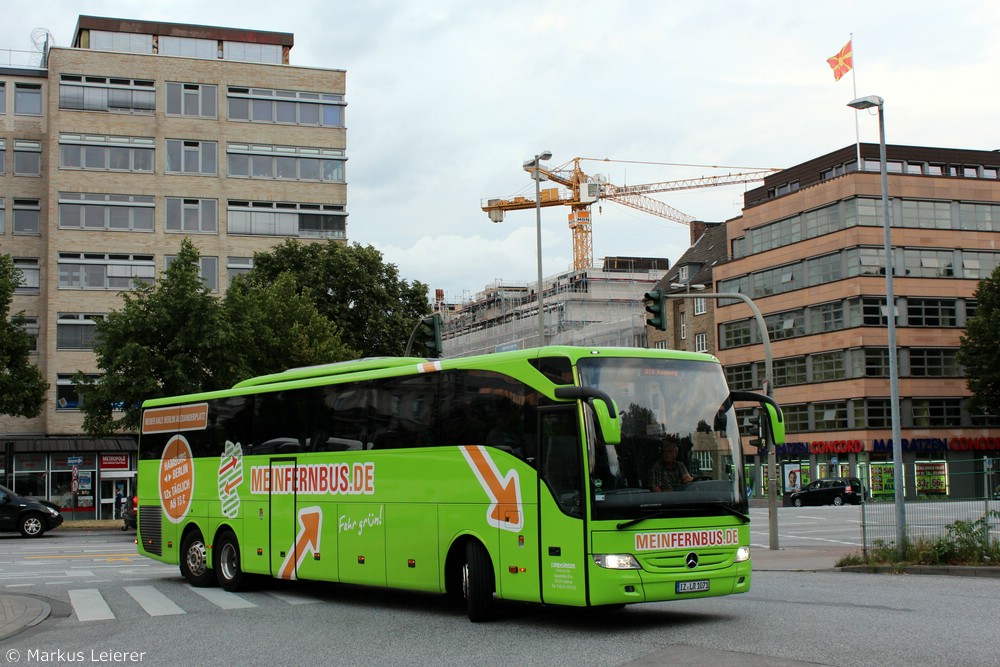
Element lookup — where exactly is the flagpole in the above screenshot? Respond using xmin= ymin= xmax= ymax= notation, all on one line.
xmin=850 ymin=33 xmax=861 ymax=168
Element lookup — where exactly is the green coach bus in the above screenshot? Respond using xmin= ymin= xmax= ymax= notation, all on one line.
xmin=136 ymin=346 xmax=782 ymax=621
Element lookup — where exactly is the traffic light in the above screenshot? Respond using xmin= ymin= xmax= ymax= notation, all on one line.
xmin=644 ymin=289 xmax=667 ymax=331
xmin=419 ymin=313 xmax=443 ymax=358
xmin=746 ymin=409 xmax=766 ymax=449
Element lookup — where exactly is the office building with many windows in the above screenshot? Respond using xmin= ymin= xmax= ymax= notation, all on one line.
xmin=714 ymin=144 xmax=1000 ymax=501
xmin=0 ymin=16 xmax=347 ymax=517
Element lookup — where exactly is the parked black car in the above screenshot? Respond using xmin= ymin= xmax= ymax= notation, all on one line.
xmin=789 ymin=477 xmax=864 ymax=507
xmin=0 ymin=484 xmax=64 ymax=537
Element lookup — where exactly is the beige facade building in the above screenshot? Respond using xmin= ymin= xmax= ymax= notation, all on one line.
xmin=1 ymin=16 xmax=347 ymax=517
xmin=714 ymin=144 xmax=1000 ymax=500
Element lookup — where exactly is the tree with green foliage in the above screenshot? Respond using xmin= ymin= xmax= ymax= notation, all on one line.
xmin=958 ymin=265 xmax=1000 ymax=416
xmin=76 ymin=238 xmax=238 ymax=434
xmin=224 ymin=271 xmax=356 ymax=378
xmin=247 ymin=240 xmax=431 ymax=357
xmin=0 ymin=254 xmax=48 ymax=418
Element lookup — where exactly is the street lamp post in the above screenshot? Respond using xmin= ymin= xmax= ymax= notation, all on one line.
xmin=667 ymin=290 xmax=778 ymax=550
xmin=524 ymin=151 xmax=552 ymax=347
xmin=848 ymin=95 xmax=906 ymax=558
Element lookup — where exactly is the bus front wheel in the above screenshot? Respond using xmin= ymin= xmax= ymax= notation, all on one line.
xmin=180 ymin=529 xmax=214 ymax=587
xmin=463 ymin=542 xmax=495 ymax=622
xmin=215 ymin=530 xmax=250 ymax=592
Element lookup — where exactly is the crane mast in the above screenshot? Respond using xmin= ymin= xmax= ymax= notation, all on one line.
xmin=482 ymin=158 xmax=778 ymax=271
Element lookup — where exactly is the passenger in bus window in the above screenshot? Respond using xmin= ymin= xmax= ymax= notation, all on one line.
xmin=650 ymin=439 xmax=694 ymax=491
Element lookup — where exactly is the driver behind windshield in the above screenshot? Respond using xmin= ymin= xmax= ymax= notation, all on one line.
xmin=650 ymin=438 xmax=694 ymax=492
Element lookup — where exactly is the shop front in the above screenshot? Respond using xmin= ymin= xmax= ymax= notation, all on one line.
xmin=1 ymin=437 xmax=138 ymax=520
xmin=752 ymin=433 xmax=1000 ymax=501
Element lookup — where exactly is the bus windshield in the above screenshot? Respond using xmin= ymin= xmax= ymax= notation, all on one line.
xmin=577 ymin=356 xmax=745 ymax=521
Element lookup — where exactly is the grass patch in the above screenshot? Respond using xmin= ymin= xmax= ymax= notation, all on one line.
xmin=836 ymin=510 xmax=1000 ymax=568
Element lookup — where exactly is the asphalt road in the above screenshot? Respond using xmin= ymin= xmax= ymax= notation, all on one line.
xmin=1 ymin=516 xmax=997 ymax=667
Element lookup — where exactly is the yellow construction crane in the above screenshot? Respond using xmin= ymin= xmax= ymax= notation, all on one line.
xmin=482 ymin=157 xmax=780 ymax=271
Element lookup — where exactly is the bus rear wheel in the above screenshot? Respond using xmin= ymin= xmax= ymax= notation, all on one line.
xmin=180 ymin=529 xmax=214 ymax=587
xmin=215 ymin=530 xmax=250 ymax=592
xmin=463 ymin=542 xmax=495 ymax=622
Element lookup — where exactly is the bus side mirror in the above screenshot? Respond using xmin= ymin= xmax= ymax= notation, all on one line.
xmin=729 ymin=390 xmax=785 ymax=447
xmin=554 ymin=386 xmax=621 ymax=446
xmin=763 ymin=402 xmax=785 ymax=446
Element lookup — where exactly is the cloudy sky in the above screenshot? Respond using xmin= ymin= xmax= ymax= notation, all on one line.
xmin=3 ymin=1 xmax=999 ymax=302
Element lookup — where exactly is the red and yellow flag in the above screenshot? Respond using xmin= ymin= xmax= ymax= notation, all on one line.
xmin=827 ymin=40 xmax=853 ymax=81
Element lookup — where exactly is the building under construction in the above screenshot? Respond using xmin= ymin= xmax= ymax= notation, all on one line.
xmin=439 ymin=256 xmax=669 ymax=358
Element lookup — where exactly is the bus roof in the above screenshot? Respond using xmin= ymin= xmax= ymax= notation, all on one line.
xmin=142 ymin=346 xmax=719 ymax=409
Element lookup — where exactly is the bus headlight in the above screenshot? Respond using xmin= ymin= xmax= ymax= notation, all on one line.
xmin=593 ymin=554 xmax=640 ymax=569
xmin=735 ymin=546 xmax=750 ymax=563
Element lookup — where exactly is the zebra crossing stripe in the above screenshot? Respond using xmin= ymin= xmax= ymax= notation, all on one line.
xmin=69 ymin=589 xmax=114 ymax=622
xmin=186 ymin=585 xmax=257 ymax=609
xmin=124 ymin=585 xmax=186 ymax=616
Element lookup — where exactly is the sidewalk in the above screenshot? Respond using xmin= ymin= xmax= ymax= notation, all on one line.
xmin=0 ymin=594 xmax=50 ymax=641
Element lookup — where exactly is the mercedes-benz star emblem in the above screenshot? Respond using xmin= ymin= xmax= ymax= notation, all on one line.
xmin=685 ymin=552 xmax=699 ymax=569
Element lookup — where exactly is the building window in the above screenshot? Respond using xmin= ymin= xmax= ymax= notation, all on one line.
xmin=0 ymin=139 xmax=5 ymax=175
xmin=0 ymin=82 xmax=5 ymax=113
xmin=166 ymin=255 xmax=218 ymax=292
xmin=227 ymin=143 xmax=345 ymax=182
xmin=907 ymin=298 xmax=957 ymax=327
xmin=59 ymin=133 xmax=154 ymax=172
xmin=679 ymin=312 xmax=686 ymax=340
xmin=773 ymin=357 xmax=807 ymax=386
xmin=57 ymin=374 xmax=99 ymax=411
xmin=165 ymin=198 xmax=218 ymax=233
xmin=166 ymin=139 xmax=217 ymax=175
xmin=910 ymin=399 xmax=962 ymax=427
xmin=853 ymin=399 xmax=891 ymax=429
xmin=694 ymin=332 xmax=708 ymax=353
xmin=227 ymin=200 xmax=347 ymax=239
xmin=810 ymin=301 xmax=845 ymax=333
xmin=166 ymin=82 xmax=218 ymax=118
xmin=58 ymin=252 xmax=155 ymax=290
xmin=693 ymin=297 xmax=706 ymax=315
xmin=807 ymin=252 xmax=843 ymax=285
xmin=678 ymin=266 xmax=689 ymax=282
xmin=14 ymin=83 xmax=41 ymax=115
xmin=159 ymin=36 xmax=217 ymax=59
xmin=724 ymin=364 xmax=754 ymax=391
xmin=720 ymin=319 xmax=752 ymax=349
xmin=782 ymin=404 xmax=810 ymax=433
xmin=13 ymin=140 xmax=41 ymax=176
xmin=17 ymin=316 xmax=39 ymax=352
xmin=222 ymin=41 xmax=282 ymax=64
xmin=59 ymin=75 xmax=155 ymax=114
xmin=811 ymin=351 xmax=846 ymax=382
xmin=227 ymin=256 xmax=254 ymax=283
xmin=909 ymin=349 xmax=961 ymax=377
xmin=765 ymin=310 xmax=805 ymax=341
xmin=0 ymin=196 xmax=4 ymax=232
xmin=13 ymin=258 xmax=39 ymax=292
xmin=57 ymin=313 xmax=104 ymax=350
xmin=227 ymin=86 xmax=344 ymax=127
xmin=814 ymin=401 xmax=848 ymax=430
xmin=90 ymin=30 xmax=153 ymax=54
xmin=12 ymin=199 xmax=40 ymax=235
xmin=58 ymin=193 xmax=154 ymax=232
xmin=860 ymin=348 xmax=890 ymax=377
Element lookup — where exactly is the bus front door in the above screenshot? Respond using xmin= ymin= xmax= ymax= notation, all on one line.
xmin=268 ymin=457 xmax=300 ymax=579
xmin=537 ymin=406 xmax=588 ymax=606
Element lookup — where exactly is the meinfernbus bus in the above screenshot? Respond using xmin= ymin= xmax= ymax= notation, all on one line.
xmin=136 ymin=346 xmax=783 ymax=621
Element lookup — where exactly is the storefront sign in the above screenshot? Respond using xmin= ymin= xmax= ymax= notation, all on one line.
xmin=100 ymin=454 xmax=130 ymax=470
xmin=777 ymin=435 xmax=1000 ymax=456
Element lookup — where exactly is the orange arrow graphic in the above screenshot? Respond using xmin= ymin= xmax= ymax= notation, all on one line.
xmin=460 ymin=446 xmax=522 ymax=531
xmin=278 ymin=506 xmax=322 ymax=580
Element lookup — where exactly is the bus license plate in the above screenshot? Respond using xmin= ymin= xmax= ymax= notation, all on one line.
xmin=676 ymin=580 xmax=710 ymax=594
